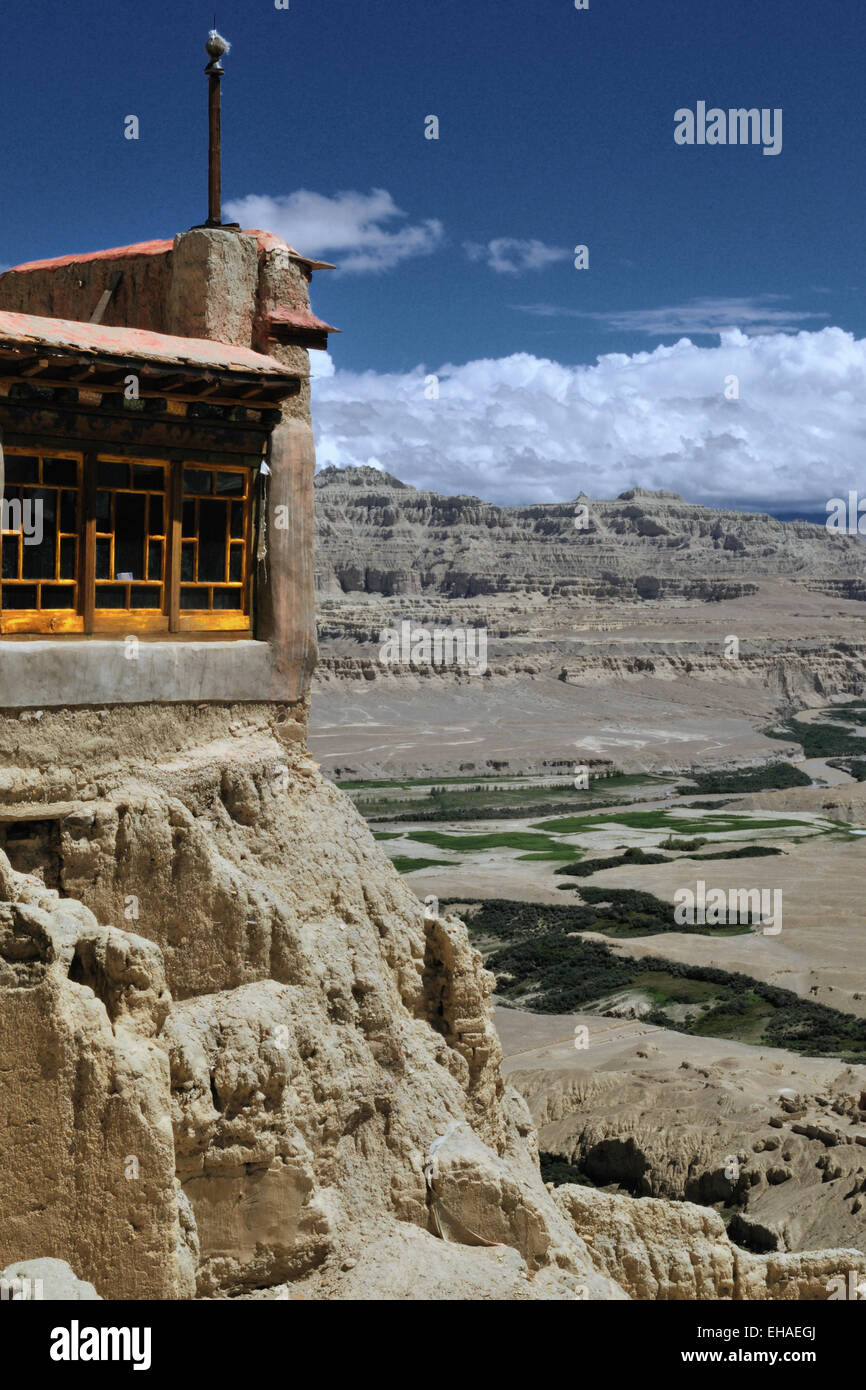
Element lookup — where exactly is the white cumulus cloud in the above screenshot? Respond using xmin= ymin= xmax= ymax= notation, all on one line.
xmin=311 ymin=327 xmax=866 ymax=509
xmin=224 ymin=188 xmax=444 ymax=274
xmin=465 ymin=237 xmax=571 ymax=274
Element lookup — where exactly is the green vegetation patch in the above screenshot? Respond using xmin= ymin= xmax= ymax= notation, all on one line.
xmin=691 ymin=844 xmax=783 ymax=861
xmin=389 ymin=856 xmax=453 ymax=873
xmin=460 ymin=899 xmax=866 ymax=1060
xmin=448 ymin=890 xmax=749 ymax=949
xmin=532 ymin=809 xmax=818 ymax=836
xmin=348 ymin=772 xmax=678 ymax=823
xmin=555 ymin=847 xmax=670 ymax=878
xmin=825 ymin=704 xmax=866 ymax=726
xmin=553 ymin=842 xmax=782 ymax=881
xmin=517 ymin=846 xmax=588 ymax=862
xmin=765 ymin=720 xmax=866 ymax=759
xmin=679 ymin=763 xmax=812 ymax=795
xmin=406 ymin=829 xmax=565 ymax=854
xmin=539 ymin=1153 xmax=596 ymax=1188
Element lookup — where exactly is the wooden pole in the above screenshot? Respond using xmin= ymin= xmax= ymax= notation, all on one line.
xmin=203 ymin=30 xmax=230 ymax=228
xmin=208 ymin=70 xmax=222 ymax=226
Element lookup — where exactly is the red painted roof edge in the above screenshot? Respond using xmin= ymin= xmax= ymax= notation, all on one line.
xmin=0 ymin=309 xmax=298 ymax=377
xmin=2 ymin=229 xmax=336 ymax=277
xmin=267 ymin=307 xmax=340 ymax=334
xmin=244 ymin=230 xmax=336 ymax=269
xmin=5 ymin=240 xmax=174 ymax=275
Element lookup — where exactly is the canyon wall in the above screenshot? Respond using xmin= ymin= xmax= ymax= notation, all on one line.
xmin=314 ymin=467 xmax=864 ymax=599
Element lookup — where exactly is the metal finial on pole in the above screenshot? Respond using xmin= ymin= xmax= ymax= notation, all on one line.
xmin=204 ymin=29 xmax=231 ymax=227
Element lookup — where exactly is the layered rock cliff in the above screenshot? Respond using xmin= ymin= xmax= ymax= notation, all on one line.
xmin=314 ymin=467 xmax=864 ymax=600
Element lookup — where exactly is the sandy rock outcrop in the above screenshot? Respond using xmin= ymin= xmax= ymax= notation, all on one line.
xmin=0 ymin=703 xmax=620 ymax=1299
xmin=554 ymin=1185 xmax=866 ymax=1300
xmin=510 ymin=1047 xmax=866 ymax=1257
xmin=0 ymin=859 xmax=188 ymax=1299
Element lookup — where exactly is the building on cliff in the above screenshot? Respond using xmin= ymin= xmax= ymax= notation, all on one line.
xmin=0 ymin=34 xmax=337 ymax=712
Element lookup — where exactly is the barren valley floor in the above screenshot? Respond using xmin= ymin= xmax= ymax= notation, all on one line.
xmin=314 ymin=674 xmax=866 ymax=1259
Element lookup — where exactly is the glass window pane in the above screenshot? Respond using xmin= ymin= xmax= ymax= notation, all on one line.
xmin=216 ymin=471 xmax=244 ymax=495
xmin=180 ymin=586 xmax=205 ymax=610
xmin=2 ymin=536 xmax=19 ymax=579
xmin=21 ymin=490 xmax=56 ymax=579
xmin=148 ymin=495 xmax=163 ymax=535
xmin=183 ymin=468 xmax=211 ymax=495
xmin=113 ymin=492 xmax=146 ymax=580
xmin=213 ymin=587 xmax=242 ymax=610
xmin=43 ymin=457 xmax=78 ymax=486
xmin=95 ymin=490 xmax=111 ymax=523
xmin=2 ymin=584 xmax=36 ymax=608
xmin=95 ymin=538 xmax=111 ymax=580
xmin=182 ymin=500 xmax=196 ymax=536
xmin=229 ymin=547 xmax=242 ymax=583
xmin=60 ymin=490 xmax=77 ymax=533
xmin=133 ymin=465 xmax=164 ymax=489
xmin=181 ymin=542 xmax=195 ymax=582
xmin=197 ymin=499 xmax=227 ymax=581
xmin=148 ymin=540 xmax=163 ymax=581
xmin=95 ymin=585 xmax=126 ymax=609
xmin=3 ymin=455 xmax=38 ymax=485
xmin=130 ymin=586 xmax=160 ymax=609
xmin=59 ymin=538 xmax=76 ymax=580
xmin=41 ymin=585 xmax=75 ymax=609
xmin=97 ymin=459 xmax=129 ymax=488
xmin=230 ymin=501 xmax=244 ymax=539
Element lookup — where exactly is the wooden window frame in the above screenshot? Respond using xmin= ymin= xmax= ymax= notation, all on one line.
xmin=1 ymin=447 xmax=254 ymax=636
xmin=176 ymin=462 xmax=254 ymax=633
xmin=0 ymin=449 xmax=84 ymax=634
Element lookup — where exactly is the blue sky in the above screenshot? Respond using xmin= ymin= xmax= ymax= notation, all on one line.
xmin=2 ymin=0 xmax=866 ymax=511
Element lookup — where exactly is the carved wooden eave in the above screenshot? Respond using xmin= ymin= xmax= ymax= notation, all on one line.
xmin=0 ymin=310 xmax=302 ymax=411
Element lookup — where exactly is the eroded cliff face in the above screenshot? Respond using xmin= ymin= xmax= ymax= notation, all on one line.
xmin=0 ymin=701 xmax=861 ymax=1300
xmin=513 ymin=1064 xmax=866 ymax=1258
xmin=553 ymin=1187 xmax=866 ymax=1301
xmin=0 ymin=703 xmax=619 ymax=1298
xmin=314 ymin=468 xmax=864 ymax=599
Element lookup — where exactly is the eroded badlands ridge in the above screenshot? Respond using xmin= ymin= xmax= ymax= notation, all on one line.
xmin=310 ymin=470 xmax=866 ymax=780
xmin=314 ymin=466 xmax=865 ymax=601
xmin=2 ymin=703 xmax=863 ymax=1298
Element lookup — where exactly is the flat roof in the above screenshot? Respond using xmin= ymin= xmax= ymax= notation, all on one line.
xmin=0 ymin=310 xmax=296 ymax=377
xmin=3 ymin=229 xmax=336 ymax=276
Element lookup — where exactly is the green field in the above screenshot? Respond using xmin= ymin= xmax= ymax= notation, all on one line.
xmin=345 ymin=772 xmax=676 ymax=823
xmin=678 ymin=762 xmax=812 ymax=795
xmin=404 ymin=829 xmax=567 ymax=854
xmin=765 ymin=719 xmax=866 ymax=759
xmin=458 ymin=899 xmax=866 ymax=1061
xmin=390 ymin=856 xmax=453 ymax=874
xmin=531 ymin=809 xmax=821 ymax=836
